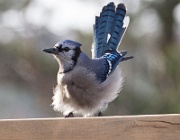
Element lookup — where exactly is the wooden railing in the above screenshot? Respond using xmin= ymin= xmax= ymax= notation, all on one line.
xmin=0 ymin=114 xmax=180 ymax=140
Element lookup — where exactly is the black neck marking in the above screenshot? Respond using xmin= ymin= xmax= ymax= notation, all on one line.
xmin=71 ymin=47 xmax=81 ymax=66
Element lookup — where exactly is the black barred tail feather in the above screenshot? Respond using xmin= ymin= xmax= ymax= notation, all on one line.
xmin=93 ymin=2 xmax=116 ymax=58
xmin=92 ymin=2 xmax=129 ymax=59
xmin=107 ymin=4 xmax=127 ymax=50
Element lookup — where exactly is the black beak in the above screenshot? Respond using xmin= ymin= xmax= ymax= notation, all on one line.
xmin=43 ymin=48 xmax=59 ymax=54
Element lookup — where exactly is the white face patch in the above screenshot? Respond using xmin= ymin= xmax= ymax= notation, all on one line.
xmin=58 ymin=48 xmax=76 ymax=60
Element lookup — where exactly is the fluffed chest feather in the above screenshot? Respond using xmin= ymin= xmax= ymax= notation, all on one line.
xmin=57 ymin=66 xmax=99 ymax=91
xmin=52 ymin=66 xmax=123 ymax=116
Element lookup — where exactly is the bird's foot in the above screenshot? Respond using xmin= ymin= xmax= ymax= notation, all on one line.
xmin=64 ymin=112 xmax=74 ymax=118
xmin=98 ymin=111 xmax=103 ymax=117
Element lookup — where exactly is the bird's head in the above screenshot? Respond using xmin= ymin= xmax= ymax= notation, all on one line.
xmin=43 ymin=40 xmax=82 ymax=73
xmin=43 ymin=40 xmax=82 ymax=62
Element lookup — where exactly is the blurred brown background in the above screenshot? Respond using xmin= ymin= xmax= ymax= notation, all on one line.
xmin=0 ymin=0 xmax=180 ymax=119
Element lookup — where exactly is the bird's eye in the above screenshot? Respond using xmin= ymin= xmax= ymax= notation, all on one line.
xmin=64 ymin=47 xmax=70 ymax=52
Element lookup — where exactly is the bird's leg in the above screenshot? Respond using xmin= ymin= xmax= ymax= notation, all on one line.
xmin=64 ymin=112 xmax=74 ymax=118
xmin=98 ymin=111 xmax=103 ymax=117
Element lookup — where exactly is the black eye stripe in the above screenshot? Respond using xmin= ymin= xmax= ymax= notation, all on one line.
xmin=56 ymin=44 xmax=70 ymax=52
xmin=56 ymin=45 xmax=73 ymax=52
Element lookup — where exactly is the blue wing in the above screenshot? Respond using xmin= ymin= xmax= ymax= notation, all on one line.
xmin=100 ymin=51 xmax=127 ymax=81
xmin=92 ymin=2 xmax=129 ymax=58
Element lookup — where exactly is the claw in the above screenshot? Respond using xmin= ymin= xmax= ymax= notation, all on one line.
xmin=64 ymin=112 xmax=74 ymax=118
xmin=98 ymin=112 xmax=103 ymax=117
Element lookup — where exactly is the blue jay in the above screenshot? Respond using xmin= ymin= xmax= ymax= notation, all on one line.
xmin=43 ymin=2 xmax=133 ymax=117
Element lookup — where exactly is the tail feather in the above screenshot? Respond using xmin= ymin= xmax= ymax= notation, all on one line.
xmin=95 ymin=2 xmax=115 ymax=58
xmin=92 ymin=3 xmax=129 ymax=58
xmin=108 ymin=3 xmax=126 ymax=51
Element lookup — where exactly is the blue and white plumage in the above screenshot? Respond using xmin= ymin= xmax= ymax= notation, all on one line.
xmin=43 ymin=2 xmax=133 ymax=117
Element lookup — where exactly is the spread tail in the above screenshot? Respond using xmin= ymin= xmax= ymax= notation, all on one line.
xmin=92 ymin=2 xmax=130 ymax=58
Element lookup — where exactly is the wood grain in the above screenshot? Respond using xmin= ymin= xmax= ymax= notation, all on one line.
xmin=0 ymin=114 xmax=180 ymax=140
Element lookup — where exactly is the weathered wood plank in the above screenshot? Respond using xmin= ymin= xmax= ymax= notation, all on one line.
xmin=0 ymin=114 xmax=180 ymax=140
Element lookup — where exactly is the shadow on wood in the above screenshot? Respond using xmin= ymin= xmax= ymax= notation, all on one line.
xmin=0 ymin=114 xmax=180 ymax=140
